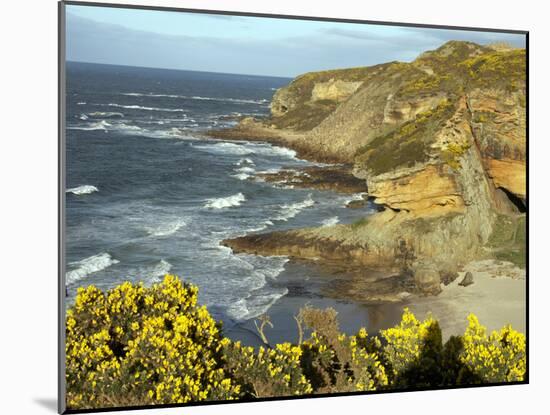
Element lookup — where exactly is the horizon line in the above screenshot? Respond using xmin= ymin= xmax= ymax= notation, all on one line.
xmin=66 ymin=59 xmax=296 ymax=79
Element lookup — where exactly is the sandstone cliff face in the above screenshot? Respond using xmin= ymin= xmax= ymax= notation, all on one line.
xmin=222 ymin=41 xmax=527 ymax=293
xmin=310 ymin=79 xmax=363 ymax=102
xmin=486 ymin=159 xmax=526 ymax=201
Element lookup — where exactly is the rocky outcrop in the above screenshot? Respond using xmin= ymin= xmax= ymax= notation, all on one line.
xmin=311 ymin=79 xmax=363 ymax=102
xmin=486 ymin=159 xmax=526 ymax=202
xmin=269 ymin=66 xmax=376 ymax=131
xmin=213 ymin=41 xmax=527 ymax=296
xmin=364 ymin=165 xmax=465 ymax=216
xmin=458 ymin=271 xmax=475 ymax=287
xmin=256 ymin=165 xmax=367 ymax=194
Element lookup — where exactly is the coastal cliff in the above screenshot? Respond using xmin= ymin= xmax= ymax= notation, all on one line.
xmin=211 ymin=41 xmax=527 ymax=297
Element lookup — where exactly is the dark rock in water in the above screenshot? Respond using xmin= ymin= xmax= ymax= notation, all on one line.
xmin=257 ymin=165 xmax=367 ymax=194
xmin=346 ymin=198 xmax=368 ymax=209
xmin=458 ymin=271 xmax=474 ymax=287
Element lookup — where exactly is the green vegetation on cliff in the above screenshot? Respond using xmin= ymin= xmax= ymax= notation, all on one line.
xmin=355 ymin=100 xmax=456 ymax=175
xmin=460 ymin=49 xmax=526 ymax=91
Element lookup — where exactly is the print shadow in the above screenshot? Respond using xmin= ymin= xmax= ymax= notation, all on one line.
xmin=34 ymin=397 xmax=57 ymax=412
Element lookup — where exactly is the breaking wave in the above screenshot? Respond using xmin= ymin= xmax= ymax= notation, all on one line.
xmin=321 ymin=216 xmax=340 ymax=227
xmin=143 ymin=260 xmax=173 ymax=284
xmin=121 ymin=92 xmax=268 ymax=105
xmin=343 ymin=192 xmax=368 ymax=206
xmin=68 ymin=120 xmax=111 ymax=131
xmin=66 ymin=185 xmax=98 ymax=195
xmin=105 ymin=103 xmax=186 ymax=113
xmin=66 ymin=253 xmax=119 ymax=284
xmin=146 ymin=219 xmax=186 ymax=237
xmin=194 ymin=142 xmax=297 ymax=160
xmin=236 ymin=158 xmax=255 ymax=166
xmin=274 ymin=194 xmax=315 ymax=221
xmin=87 ymin=111 xmax=124 ymax=118
xmin=204 ymin=192 xmax=246 ymax=209
xmin=194 ymin=142 xmax=254 ymax=156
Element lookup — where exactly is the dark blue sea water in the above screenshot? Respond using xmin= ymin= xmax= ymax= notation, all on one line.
xmin=65 ymin=62 xmax=375 ymax=325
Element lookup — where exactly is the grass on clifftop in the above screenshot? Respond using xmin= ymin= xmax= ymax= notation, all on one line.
xmin=460 ymin=49 xmax=526 ymax=92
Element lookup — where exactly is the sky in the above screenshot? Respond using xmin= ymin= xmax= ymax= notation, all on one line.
xmin=66 ymin=4 xmax=526 ymax=78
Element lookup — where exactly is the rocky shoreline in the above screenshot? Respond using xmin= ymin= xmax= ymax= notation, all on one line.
xmin=205 ymin=40 xmax=526 ymax=304
xmin=256 ymin=164 xmax=368 ymax=194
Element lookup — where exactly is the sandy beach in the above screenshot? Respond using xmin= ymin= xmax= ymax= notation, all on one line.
xmin=407 ymin=259 xmax=526 ymax=338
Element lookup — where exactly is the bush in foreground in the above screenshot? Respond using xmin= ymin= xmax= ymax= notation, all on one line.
xmin=66 ymin=275 xmax=526 ymax=409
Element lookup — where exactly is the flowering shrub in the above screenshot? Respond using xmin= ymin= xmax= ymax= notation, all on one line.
xmin=65 ymin=275 xmax=240 ymax=409
xmin=461 ymin=314 xmax=526 ymax=383
xmin=65 ymin=276 xmax=526 ymax=409
xmin=296 ymin=306 xmax=389 ymax=393
xmin=223 ymin=341 xmax=313 ymax=398
xmin=381 ymin=308 xmax=439 ymax=378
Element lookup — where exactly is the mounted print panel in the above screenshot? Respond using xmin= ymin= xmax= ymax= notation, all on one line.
xmin=59 ymin=1 xmax=528 ymax=412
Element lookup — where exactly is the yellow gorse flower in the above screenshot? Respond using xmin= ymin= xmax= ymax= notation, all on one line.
xmin=66 ymin=275 xmax=239 ymax=408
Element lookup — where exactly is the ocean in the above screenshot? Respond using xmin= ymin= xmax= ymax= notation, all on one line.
xmin=65 ymin=62 xmax=376 ymax=329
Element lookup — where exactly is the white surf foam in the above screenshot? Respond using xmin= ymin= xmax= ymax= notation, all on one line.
xmin=204 ymin=192 xmax=246 ymax=209
xmin=189 ymin=96 xmax=268 ymax=105
xmin=66 ymin=185 xmax=98 ymax=195
xmin=231 ymin=172 xmax=251 ymax=181
xmin=343 ymin=192 xmax=368 ymax=206
xmin=235 ymin=166 xmax=255 ymax=174
xmin=66 ymin=252 xmax=119 ymax=284
xmin=68 ymin=120 xmax=111 ymax=131
xmin=245 ymin=143 xmax=297 ymax=159
xmin=231 ymin=165 xmax=256 ymax=180
xmin=321 ymin=216 xmax=340 ymax=227
xmin=225 ymin=256 xmax=290 ymax=320
xmin=115 ymin=123 xmax=144 ymax=133
xmin=122 ymin=92 xmax=268 ymax=105
xmin=79 ymin=114 xmax=88 ymax=120
xmin=144 ymin=260 xmax=173 ymax=284
xmin=232 ymin=287 xmax=289 ymax=321
xmin=194 ymin=142 xmax=254 ymax=156
xmin=88 ymin=111 xmax=124 ymax=118
xmin=76 ymin=102 xmax=86 ymax=105
xmin=194 ymin=142 xmax=298 ymax=160
xmin=105 ymin=103 xmax=186 ymax=113
xmin=122 ymin=92 xmax=181 ymax=98
xmin=236 ymin=158 xmax=255 ymax=166
xmin=274 ymin=194 xmax=315 ymax=221
xmin=146 ymin=219 xmax=186 ymax=237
